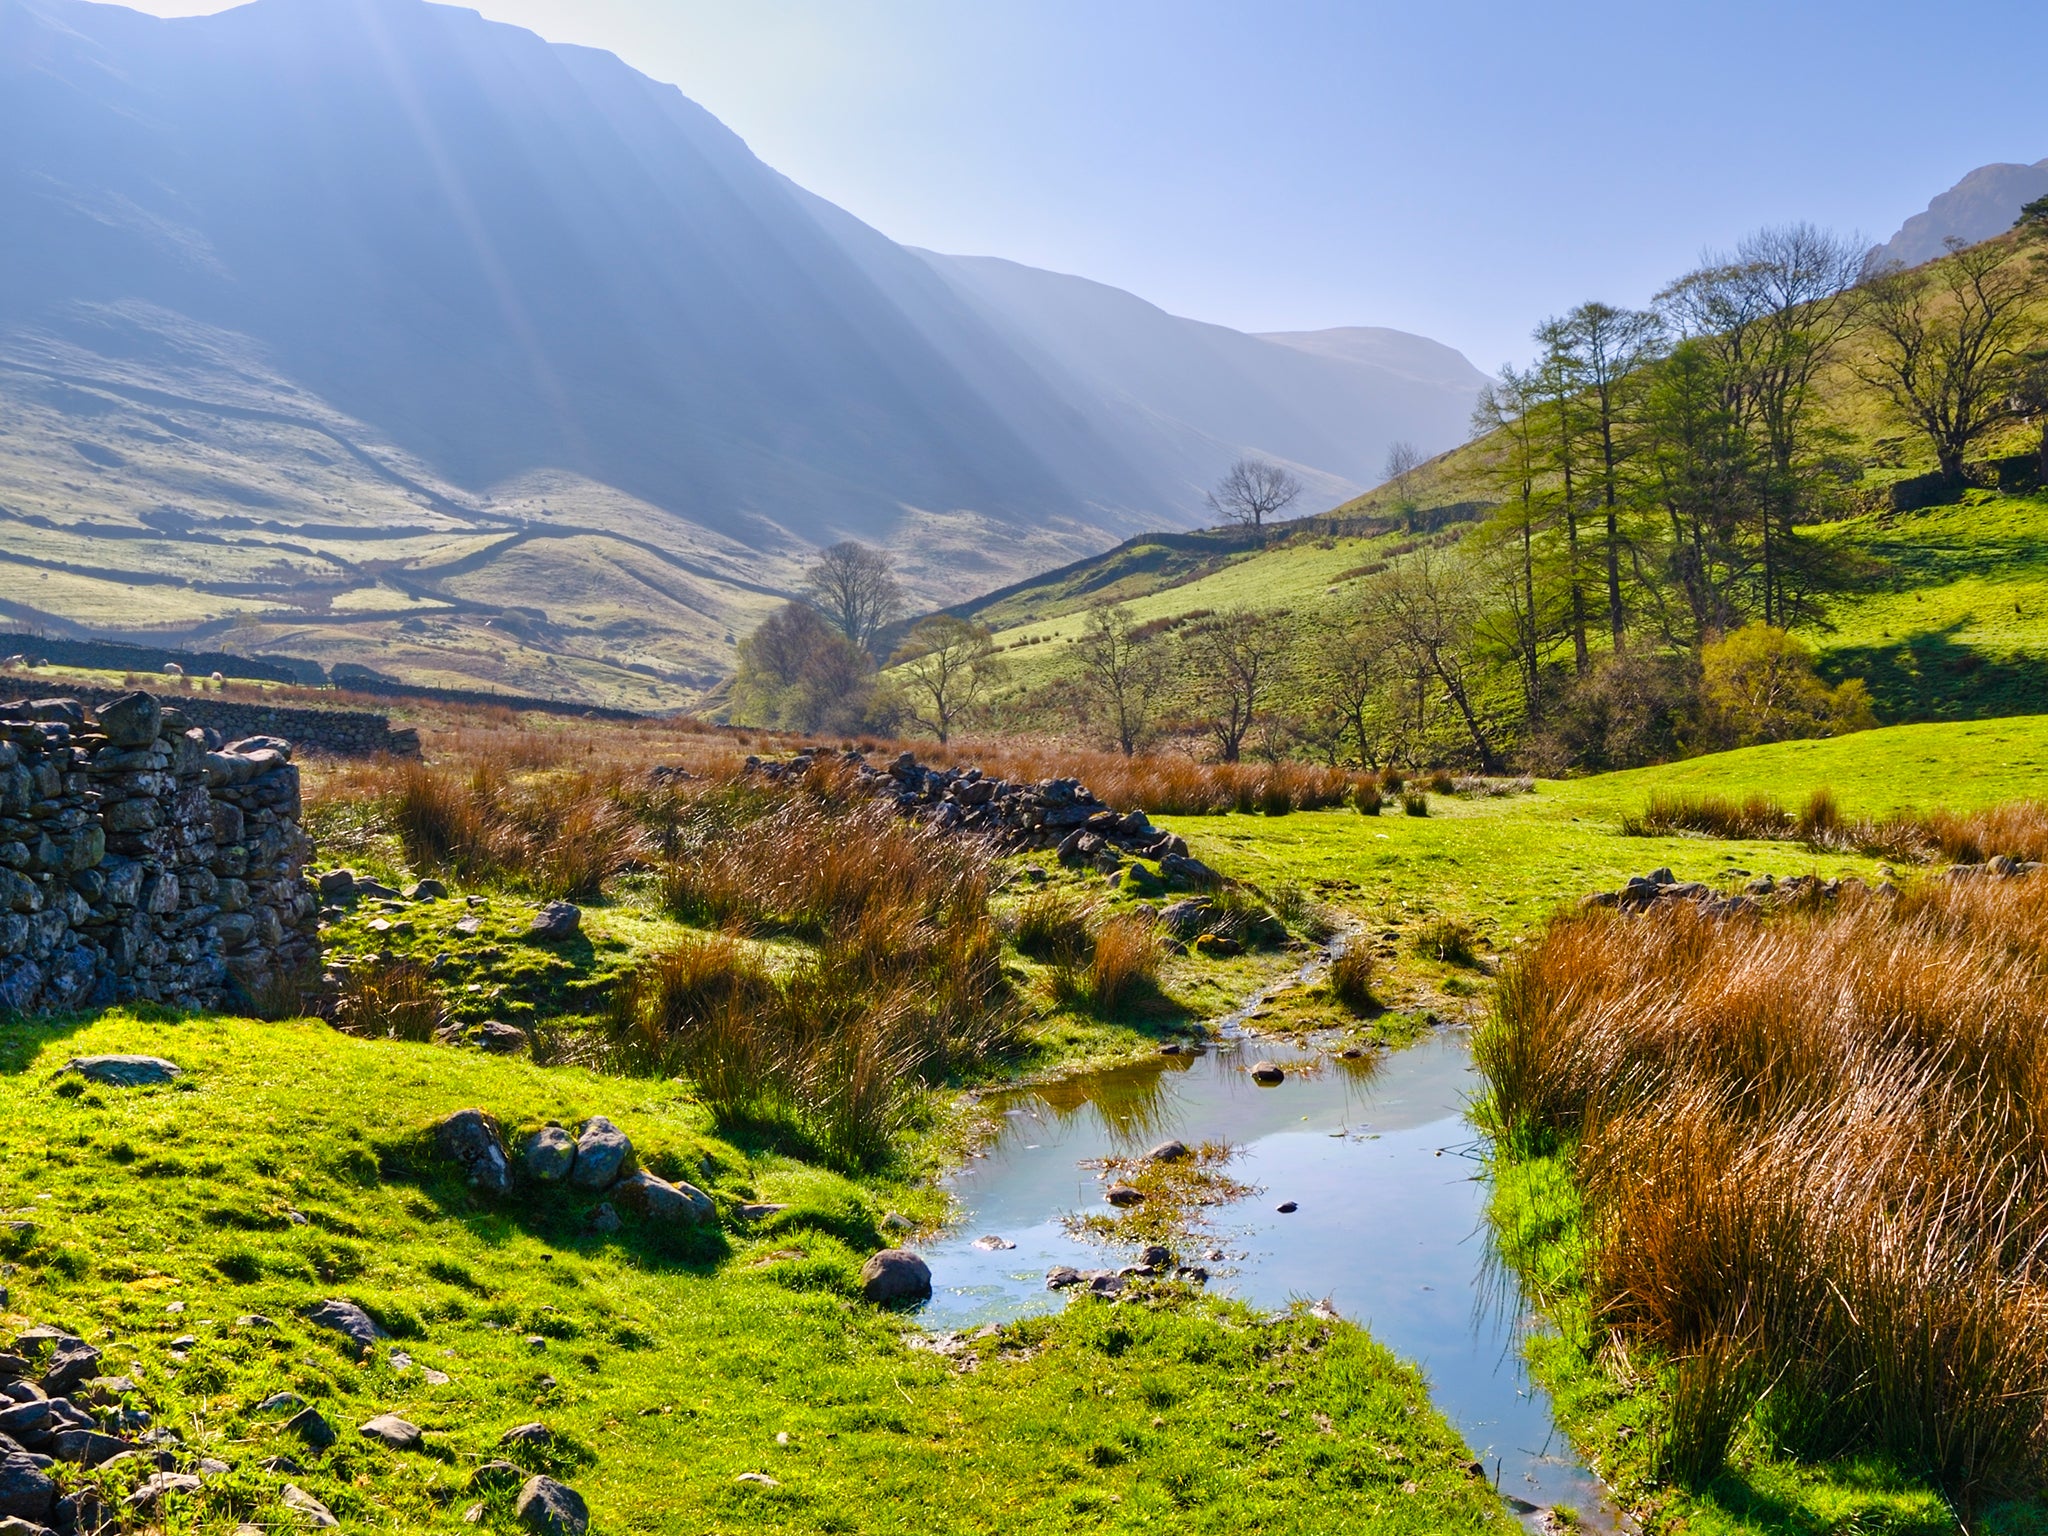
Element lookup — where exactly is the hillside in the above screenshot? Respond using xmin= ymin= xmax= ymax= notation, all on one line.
xmin=1869 ymin=157 xmax=2048 ymax=269
xmin=0 ymin=0 xmax=1484 ymax=707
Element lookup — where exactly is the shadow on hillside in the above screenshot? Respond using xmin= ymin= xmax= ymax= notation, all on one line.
xmin=0 ymin=1006 xmax=190 ymax=1075
xmin=1825 ymin=625 xmax=2048 ymax=722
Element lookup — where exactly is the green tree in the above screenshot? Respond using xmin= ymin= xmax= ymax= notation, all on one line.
xmin=1699 ymin=623 xmax=1875 ymax=747
xmin=1564 ymin=301 xmax=1665 ymax=653
xmin=1073 ymin=602 xmax=1165 ymax=755
xmin=732 ymin=602 xmax=877 ymax=733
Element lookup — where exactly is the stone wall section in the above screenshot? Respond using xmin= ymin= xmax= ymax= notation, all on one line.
xmin=22 ymin=688 xmax=419 ymax=759
xmin=0 ymin=691 xmax=319 ymax=1015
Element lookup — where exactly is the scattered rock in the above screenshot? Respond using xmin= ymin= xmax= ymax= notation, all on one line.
xmin=523 ymin=1125 xmax=576 ymax=1182
xmin=1276 ymin=1201 xmax=1299 ymax=1214
xmin=1249 ymin=1062 xmax=1285 ymax=1085
xmin=39 ymin=1343 xmax=99 ymax=1397
xmin=970 ymin=1235 xmax=1015 ymax=1251
xmin=1144 ymin=1140 xmax=1189 ymax=1163
xmin=859 ymin=1249 xmax=932 ymax=1308
xmin=316 ymin=870 xmax=356 ymax=903
xmin=434 ymin=1108 xmax=514 ymax=1196
xmin=406 ymin=879 xmax=447 ymax=902
xmin=526 ymin=902 xmax=581 ymax=943
xmin=734 ymin=1472 xmax=779 ymax=1487
xmin=358 ymin=1413 xmax=423 ymax=1451
xmin=736 ymin=1203 xmax=789 ymax=1221
xmin=50 ymin=1429 xmax=130 ymax=1466
xmin=123 ymin=1471 xmax=202 ymax=1511
xmin=1191 ymin=932 xmax=1242 ymax=958
xmin=1139 ymin=1244 xmax=1171 ymax=1268
xmin=612 ymin=1170 xmax=713 ymax=1224
xmin=476 ymin=1021 xmax=529 ymax=1055
xmin=514 ymin=1475 xmax=589 ymax=1536
xmin=305 ymin=1299 xmax=385 ymax=1352
xmin=470 ymin=1459 xmax=523 ymax=1490
xmin=880 ymin=1212 xmax=914 ymax=1233
xmin=568 ymin=1117 xmax=634 ymax=1190
xmin=283 ymin=1407 xmax=336 ymax=1449
xmin=0 ymin=1452 xmax=55 ymax=1523
xmin=282 ymin=1484 xmax=339 ymax=1528
xmin=1104 ymin=1184 xmax=1144 ymax=1207
xmin=1046 ymin=1267 xmax=1082 ymax=1289
xmin=585 ymin=1204 xmax=620 ymax=1236
xmin=62 ymin=1056 xmax=178 ymax=1088
xmin=1085 ymin=1271 xmax=1126 ymax=1296
xmin=500 ymin=1422 xmax=553 ymax=1447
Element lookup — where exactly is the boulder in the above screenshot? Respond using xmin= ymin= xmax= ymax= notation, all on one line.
xmin=358 ymin=1413 xmax=423 ymax=1451
xmin=1105 ymin=1184 xmax=1145 ymax=1206
xmin=568 ymin=1117 xmax=633 ymax=1190
xmin=611 ymin=1170 xmax=713 ymax=1224
xmin=500 ymin=1422 xmax=553 ymax=1447
xmin=39 ymin=1344 xmax=99 ymax=1397
xmin=315 ymin=870 xmax=356 ymax=903
xmin=406 ymin=879 xmax=447 ymax=902
xmin=1144 ymin=1140 xmax=1189 ymax=1164
xmin=476 ymin=1021 xmax=529 ymax=1055
xmin=434 ymin=1108 xmax=513 ymax=1197
xmin=123 ymin=1471 xmax=203 ymax=1511
xmin=0 ymin=1452 xmax=53 ymax=1522
xmin=95 ymin=693 xmax=161 ymax=749
xmin=1249 ymin=1062 xmax=1285 ymax=1085
xmin=858 ymin=1249 xmax=932 ymax=1308
xmin=305 ymin=1299 xmax=386 ymax=1352
xmin=62 ymin=1056 xmax=178 ymax=1088
xmin=283 ymin=1407 xmax=336 ymax=1449
xmin=526 ymin=902 xmax=581 ymax=943
xmin=515 ymin=1475 xmax=590 ymax=1536
xmin=523 ymin=1125 xmax=576 ymax=1182
xmin=281 ymin=1483 xmax=338 ymax=1528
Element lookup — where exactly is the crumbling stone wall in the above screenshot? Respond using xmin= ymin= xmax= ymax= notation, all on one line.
xmin=0 ymin=691 xmax=319 ymax=1015
xmin=48 ymin=689 xmax=419 ymax=759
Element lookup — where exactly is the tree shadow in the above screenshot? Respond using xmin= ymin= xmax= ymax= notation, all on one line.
xmin=1825 ymin=625 xmax=2048 ymax=722
xmin=0 ymin=1004 xmax=192 ymax=1075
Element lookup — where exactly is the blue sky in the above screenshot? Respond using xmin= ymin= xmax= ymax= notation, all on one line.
xmin=121 ymin=0 xmax=2048 ymax=370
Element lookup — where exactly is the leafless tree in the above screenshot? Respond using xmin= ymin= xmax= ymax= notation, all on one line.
xmin=1857 ymin=237 xmax=2047 ymax=483
xmin=891 ymin=616 xmax=1003 ymax=744
xmin=1073 ymin=602 xmax=1165 ymax=756
xmin=1207 ymin=457 xmax=1302 ymax=530
xmin=1382 ymin=440 xmax=1424 ymax=485
xmin=1362 ymin=549 xmax=1502 ymax=772
xmin=803 ymin=540 xmax=904 ymax=651
xmin=1178 ymin=608 xmax=1290 ymax=762
xmin=1310 ymin=612 xmax=1396 ymax=770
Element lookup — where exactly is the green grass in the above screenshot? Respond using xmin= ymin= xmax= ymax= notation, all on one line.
xmin=0 ymin=1010 xmax=1505 ymax=1533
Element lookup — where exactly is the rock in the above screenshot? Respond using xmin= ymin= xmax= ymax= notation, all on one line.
xmin=500 ymin=1422 xmax=552 ymax=1447
xmin=62 ymin=1056 xmax=178 ymax=1087
xmin=514 ymin=1475 xmax=589 ymax=1536
xmin=1191 ymin=932 xmax=1242 ymax=958
xmin=880 ymin=1212 xmax=914 ymax=1233
xmin=283 ymin=1407 xmax=336 ymax=1449
xmin=586 ymin=1204 xmax=620 ymax=1236
xmin=0 ymin=1360 xmax=24 ymax=1385
xmin=1104 ymin=1184 xmax=1144 ymax=1206
xmin=1144 ymin=1140 xmax=1189 ymax=1163
xmin=407 ymin=879 xmax=447 ymax=902
xmin=611 ymin=1170 xmax=713 ymax=1224
xmin=470 ymin=1459 xmax=523 ymax=1489
xmin=1139 ymin=1244 xmax=1171 ymax=1268
xmin=305 ymin=1299 xmax=386 ymax=1352
xmin=476 ymin=1021 xmax=529 ymax=1055
xmin=315 ymin=870 xmax=356 ymax=903
xmin=95 ymin=693 xmax=161 ymax=749
xmin=0 ymin=1517 xmax=52 ymax=1536
xmin=281 ymin=1484 xmax=338 ymax=1527
xmin=258 ymin=1455 xmax=303 ymax=1474
xmin=523 ymin=1125 xmax=576 ymax=1182
xmin=1249 ymin=1062 xmax=1285 ymax=1085
xmin=1045 ymin=1266 xmax=1082 ymax=1289
xmin=735 ymin=1472 xmax=779 ymax=1487
xmin=736 ymin=1203 xmax=788 ymax=1221
xmin=971 ymin=1235 xmax=1015 ymax=1251
xmin=526 ymin=902 xmax=581 ymax=943
xmin=49 ymin=1430 xmax=129 ymax=1466
xmin=38 ymin=1344 xmax=98 ymax=1397
xmin=434 ymin=1108 xmax=514 ymax=1196
xmin=0 ymin=1452 xmax=54 ymax=1522
xmin=1085 ymin=1271 xmax=1126 ymax=1296
xmin=358 ymin=1413 xmax=423 ymax=1451
xmin=123 ymin=1471 xmax=202 ymax=1511
xmin=858 ymin=1249 xmax=932 ymax=1308
xmin=1276 ymin=1200 xmax=1299 ymax=1214
xmin=568 ymin=1117 xmax=634 ymax=1190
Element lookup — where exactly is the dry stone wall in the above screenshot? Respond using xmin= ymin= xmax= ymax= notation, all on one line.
xmin=0 ymin=691 xmax=319 ymax=1015
xmin=49 ymin=689 xmax=419 ymax=759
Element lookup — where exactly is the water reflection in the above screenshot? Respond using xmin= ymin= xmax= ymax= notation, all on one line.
xmin=922 ymin=1031 xmax=1618 ymax=1531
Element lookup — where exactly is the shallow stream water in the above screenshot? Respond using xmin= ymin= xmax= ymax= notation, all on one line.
xmin=918 ymin=1026 xmax=1618 ymax=1529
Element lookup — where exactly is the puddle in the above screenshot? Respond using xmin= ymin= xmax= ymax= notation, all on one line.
xmin=921 ymin=1029 xmax=1619 ymax=1530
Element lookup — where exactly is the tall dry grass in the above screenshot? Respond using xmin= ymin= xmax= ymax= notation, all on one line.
xmin=1481 ymin=875 xmax=2048 ymax=1494
xmin=1624 ymin=788 xmax=2048 ymax=869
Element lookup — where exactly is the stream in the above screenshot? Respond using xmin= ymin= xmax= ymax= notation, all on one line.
xmin=918 ymin=1025 xmax=1619 ymax=1530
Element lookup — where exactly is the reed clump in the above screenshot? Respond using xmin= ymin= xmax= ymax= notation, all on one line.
xmin=1325 ymin=945 xmax=1377 ymax=1015
xmin=1622 ymin=786 xmax=2048 ymax=870
xmin=1480 ymin=872 xmax=2048 ymax=1494
xmin=328 ymin=956 xmax=445 ymax=1042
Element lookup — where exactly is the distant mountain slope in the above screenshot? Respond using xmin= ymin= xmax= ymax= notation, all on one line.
xmin=0 ymin=0 xmax=1484 ymax=703
xmin=1870 ymin=159 xmax=2048 ymax=269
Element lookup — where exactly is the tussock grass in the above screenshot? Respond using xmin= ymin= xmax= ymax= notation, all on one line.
xmin=1623 ymin=785 xmax=2048 ymax=870
xmin=1410 ymin=916 xmax=1477 ymax=966
xmin=327 ymin=955 xmax=445 ymax=1041
xmin=1326 ymin=945 xmax=1377 ymax=1015
xmin=1481 ymin=874 xmax=2048 ymax=1495
xmin=1010 ymin=884 xmax=1099 ymax=962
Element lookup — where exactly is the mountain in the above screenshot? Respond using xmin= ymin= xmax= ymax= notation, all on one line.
xmin=0 ymin=0 xmax=1483 ymax=705
xmin=1869 ymin=159 xmax=2048 ymax=269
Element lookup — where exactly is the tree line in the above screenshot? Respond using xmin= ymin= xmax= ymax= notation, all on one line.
xmin=734 ymin=212 xmax=2048 ymax=771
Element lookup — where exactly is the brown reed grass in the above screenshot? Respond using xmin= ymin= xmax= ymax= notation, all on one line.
xmin=1481 ymin=874 xmax=2048 ymax=1493
xmin=1622 ymin=787 xmax=2048 ymax=871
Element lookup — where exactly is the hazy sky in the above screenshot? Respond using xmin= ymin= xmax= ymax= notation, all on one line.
xmin=115 ymin=0 xmax=2048 ymax=370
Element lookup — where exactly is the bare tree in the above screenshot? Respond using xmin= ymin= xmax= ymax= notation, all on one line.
xmin=891 ymin=616 xmax=1003 ymax=744
xmin=1310 ymin=612 xmax=1395 ymax=770
xmin=803 ymin=541 xmax=904 ymax=651
xmin=1207 ymin=457 xmax=1302 ymax=530
xmin=1362 ymin=549 xmax=1502 ymax=772
xmin=1382 ymin=440 xmax=1424 ymax=485
xmin=1178 ymin=609 xmax=1290 ymax=762
xmin=1857 ymin=237 xmax=2047 ymax=483
xmin=1073 ymin=602 xmax=1165 ymax=756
